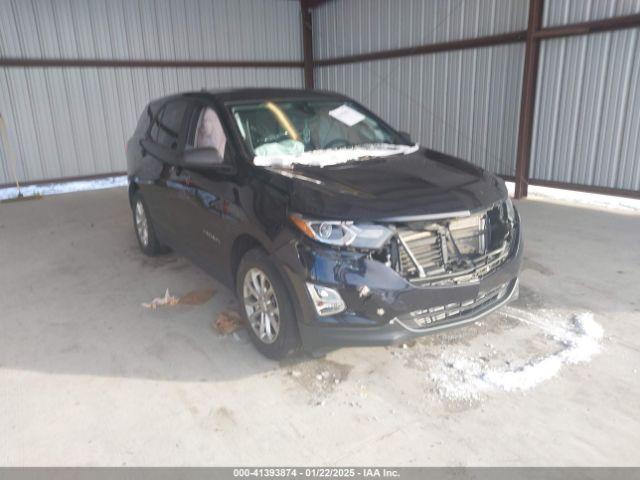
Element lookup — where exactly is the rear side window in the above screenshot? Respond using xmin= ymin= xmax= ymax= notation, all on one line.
xmin=152 ymin=100 xmax=189 ymax=148
xmin=134 ymin=105 xmax=152 ymax=135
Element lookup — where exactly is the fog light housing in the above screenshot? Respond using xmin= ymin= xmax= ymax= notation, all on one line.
xmin=306 ymin=283 xmax=346 ymax=316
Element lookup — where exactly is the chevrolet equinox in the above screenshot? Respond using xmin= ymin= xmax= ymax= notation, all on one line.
xmin=126 ymin=88 xmax=522 ymax=359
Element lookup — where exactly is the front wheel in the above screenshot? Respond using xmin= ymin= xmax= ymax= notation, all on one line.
xmin=236 ymin=248 xmax=301 ymax=359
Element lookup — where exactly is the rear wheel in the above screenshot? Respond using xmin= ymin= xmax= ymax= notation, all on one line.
xmin=131 ymin=192 xmax=168 ymax=256
xmin=236 ymin=248 xmax=301 ymax=359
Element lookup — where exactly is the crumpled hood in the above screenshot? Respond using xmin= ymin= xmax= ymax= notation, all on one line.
xmin=263 ymin=148 xmax=508 ymax=221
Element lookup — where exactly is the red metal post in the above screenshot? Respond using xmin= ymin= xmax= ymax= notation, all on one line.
xmin=514 ymin=0 xmax=544 ymax=199
xmin=301 ymin=0 xmax=314 ymax=89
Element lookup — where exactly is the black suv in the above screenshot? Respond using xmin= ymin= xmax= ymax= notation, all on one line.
xmin=127 ymin=88 xmax=522 ymax=359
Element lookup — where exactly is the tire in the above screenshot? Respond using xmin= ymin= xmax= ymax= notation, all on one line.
xmin=131 ymin=192 xmax=169 ymax=256
xmin=236 ymin=248 xmax=301 ymax=359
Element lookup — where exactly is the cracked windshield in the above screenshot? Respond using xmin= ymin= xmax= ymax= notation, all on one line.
xmin=229 ymin=100 xmax=418 ymax=168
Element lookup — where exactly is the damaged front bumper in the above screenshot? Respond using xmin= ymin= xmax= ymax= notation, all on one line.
xmin=275 ymin=218 xmax=523 ymax=354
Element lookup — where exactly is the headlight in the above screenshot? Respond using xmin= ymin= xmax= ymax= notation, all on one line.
xmin=505 ymin=196 xmax=516 ymax=223
xmin=289 ymin=214 xmax=394 ymax=249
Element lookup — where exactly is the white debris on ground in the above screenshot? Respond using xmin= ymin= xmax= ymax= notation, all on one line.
xmin=0 ymin=175 xmax=128 ymax=201
xmin=141 ymin=289 xmax=179 ymax=310
xmin=504 ymin=181 xmax=640 ymax=214
xmin=253 ymin=143 xmax=419 ymax=168
xmin=284 ymin=359 xmax=351 ymax=406
xmin=430 ymin=308 xmax=604 ymax=402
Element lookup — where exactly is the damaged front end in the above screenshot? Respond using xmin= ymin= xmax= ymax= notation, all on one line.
xmin=372 ymin=198 xmax=516 ymax=287
xmin=280 ymin=198 xmax=522 ymax=352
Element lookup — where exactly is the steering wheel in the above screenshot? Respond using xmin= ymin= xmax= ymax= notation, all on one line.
xmin=324 ymin=138 xmax=353 ymax=149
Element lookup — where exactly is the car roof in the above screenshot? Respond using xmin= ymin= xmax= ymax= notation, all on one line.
xmin=203 ymin=88 xmax=347 ymax=102
xmin=151 ymin=88 xmax=348 ymax=106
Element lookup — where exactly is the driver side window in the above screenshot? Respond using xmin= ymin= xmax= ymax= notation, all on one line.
xmin=189 ymin=106 xmax=227 ymax=159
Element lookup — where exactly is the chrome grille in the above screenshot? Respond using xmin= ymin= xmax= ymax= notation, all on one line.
xmin=394 ymin=205 xmax=511 ymax=286
xmin=394 ymin=281 xmax=513 ymax=329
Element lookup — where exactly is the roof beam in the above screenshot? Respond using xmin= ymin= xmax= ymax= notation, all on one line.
xmin=0 ymin=58 xmax=302 ymax=69
xmin=534 ymin=13 xmax=640 ymax=40
xmin=314 ymin=31 xmax=527 ymax=67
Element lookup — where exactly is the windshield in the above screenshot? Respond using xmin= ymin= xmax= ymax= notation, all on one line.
xmin=228 ymin=99 xmax=417 ymax=168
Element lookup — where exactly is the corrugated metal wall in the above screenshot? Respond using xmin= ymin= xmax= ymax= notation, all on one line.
xmin=313 ymin=0 xmax=528 ymax=59
xmin=543 ymin=0 xmax=640 ymax=27
xmin=317 ymin=45 xmax=525 ymax=176
xmin=313 ymin=0 xmax=528 ymax=176
xmin=314 ymin=0 xmax=640 ymax=192
xmin=0 ymin=0 xmax=303 ymax=185
xmin=530 ymin=1 xmax=640 ymax=191
xmin=0 ymin=67 xmax=302 ymax=183
xmin=3 ymin=0 xmax=639 ymax=192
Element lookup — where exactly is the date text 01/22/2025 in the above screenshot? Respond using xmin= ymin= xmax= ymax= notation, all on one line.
xmin=232 ymin=468 xmax=401 ymax=478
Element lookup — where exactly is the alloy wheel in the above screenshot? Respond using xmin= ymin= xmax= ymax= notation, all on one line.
xmin=243 ymin=268 xmax=281 ymax=344
xmin=135 ymin=200 xmax=149 ymax=247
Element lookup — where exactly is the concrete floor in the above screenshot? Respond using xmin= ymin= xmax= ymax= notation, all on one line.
xmin=1 ymin=187 xmax=639 ymax=466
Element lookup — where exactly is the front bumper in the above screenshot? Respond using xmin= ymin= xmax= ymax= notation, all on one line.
xmin=275 ymin=220 xmax=523 ymax=354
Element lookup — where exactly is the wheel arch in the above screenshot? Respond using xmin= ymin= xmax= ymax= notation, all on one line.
xmin=128 ymin=180 xmax=139 ymax=207
xmin=230 ymin=234 xmax=265 ymax=288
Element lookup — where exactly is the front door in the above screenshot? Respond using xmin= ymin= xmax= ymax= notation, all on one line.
xmin=168 ymin=102 xmax=239 ymax=280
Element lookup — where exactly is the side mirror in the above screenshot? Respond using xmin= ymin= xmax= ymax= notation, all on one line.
xmin=183 ymin=148 xmax=235 ymax=174
xmin=398 ymin=131 xmax=412 ymax=143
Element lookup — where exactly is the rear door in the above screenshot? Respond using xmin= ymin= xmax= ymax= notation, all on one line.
xmin=139 ymin=99 xmax=190 ymax=243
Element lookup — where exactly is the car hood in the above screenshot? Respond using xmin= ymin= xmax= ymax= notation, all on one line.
xmin=260 ymin=148 xmax=508 ymax=221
